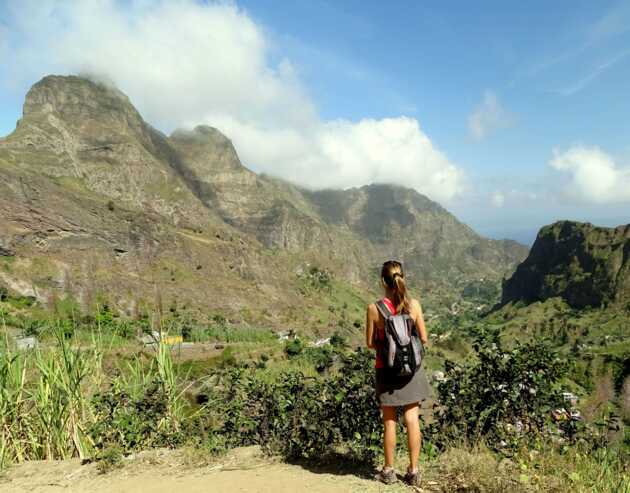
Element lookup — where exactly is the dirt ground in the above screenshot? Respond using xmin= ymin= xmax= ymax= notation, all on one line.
xmin=1 ymin=447 xmax=423 ymax=493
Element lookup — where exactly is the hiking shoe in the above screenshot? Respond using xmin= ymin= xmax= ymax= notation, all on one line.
xmin=374 ymin=467 xmax=397 ymax=484
xmin=404 ymin=469 xmax=421 ymax=487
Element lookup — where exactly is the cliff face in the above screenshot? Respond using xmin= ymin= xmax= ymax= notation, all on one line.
xmin=502 ymin=221 xmax=630 ymax=308
xmin=169 ymin=125 xmax=331 ymax=251
xmin=2 ymin=75 xmax=212 ymax=223
xmin=306 ymin=184 xmax=526 ymax=282
xmin=0 ymin=75 xmax=527 ymax=320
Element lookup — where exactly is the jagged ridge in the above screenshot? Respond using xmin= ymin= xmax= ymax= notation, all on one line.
xmin=0 ymin=75 xmax=528 ymax=320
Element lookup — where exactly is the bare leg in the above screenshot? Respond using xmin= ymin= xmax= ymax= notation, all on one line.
xmin=403 ymin=403 xmax=421 ymax=472
xmin=381 ymin=405 xmax=397 ymax=469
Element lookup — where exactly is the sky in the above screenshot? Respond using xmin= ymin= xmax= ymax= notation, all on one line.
xmin=1 ymin=0 xmax=629 ymax=245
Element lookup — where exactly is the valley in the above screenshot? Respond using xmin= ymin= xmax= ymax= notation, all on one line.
xmin=0 ymin=75 xmax=526 ymax=331
xmin=0 ymin=75 xmax=628 ymax=492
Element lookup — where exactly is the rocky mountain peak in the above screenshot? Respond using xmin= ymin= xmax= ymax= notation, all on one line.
xmin=0 ymin=74 xmax=529 ymax=318
xmin=21 ymin=75 xmax=143 ymax=132
xmin=171 ymin=125 xmax=231 ymax=146
xmin=502 ymin=220 xmax=630 ymax=308
xmin=359 ymin=183 xmax=447 ymax=214
xmin=170 ymin=125 xmax=243 ymax=173
xmin=1 ymin=75 xmax=210 ymax=221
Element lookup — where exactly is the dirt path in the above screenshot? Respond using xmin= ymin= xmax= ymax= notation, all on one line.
xmin=1 ymin=447 xmax=414 ymax=493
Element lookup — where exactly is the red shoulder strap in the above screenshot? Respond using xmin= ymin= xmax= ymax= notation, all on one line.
xmin=382 ymin=297 xmax=397 ymax=314
xmin=375 ymin=299 xmax=393 ymax=319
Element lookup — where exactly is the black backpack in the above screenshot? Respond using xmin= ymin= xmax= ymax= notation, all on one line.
xmin=375 ymin=300 xmax=423 ymax=377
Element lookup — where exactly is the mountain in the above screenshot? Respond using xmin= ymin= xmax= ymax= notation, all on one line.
xmin=305 ymin=185 xmax=525 ymax=282
xmin=0 ymin=75 xmax=527 ymax=325
xmin=501 ymin=221 xmax=630 ymax=309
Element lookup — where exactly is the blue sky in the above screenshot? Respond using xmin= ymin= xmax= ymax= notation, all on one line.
xmin=1 ymin=0 xmax=629 ymax=244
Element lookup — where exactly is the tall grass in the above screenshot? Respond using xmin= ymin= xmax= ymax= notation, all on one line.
xmin=31 ymin=329 xmax=101 ymax=460
xmin=156 ymin=340 xmax=196 ymax=426
xmin=0 ymin=344 xmax=28 ymax=465
xmin=0 ymin=327 xmax=101 ymax=466
xmin=0 ymin=328 xmax=186 ymax=469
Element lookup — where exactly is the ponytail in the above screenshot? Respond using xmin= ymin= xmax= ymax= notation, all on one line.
xmin=392 ymin=273 xmax=410 ymax=314
xmin=381 ymin=260 xmax=410 ymax=313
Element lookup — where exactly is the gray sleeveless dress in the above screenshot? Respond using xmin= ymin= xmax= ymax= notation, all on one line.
xmin=375 ymin=366 xmax=432 ymax=407
xmin=373 ymin=299 xmax=432 ymax=407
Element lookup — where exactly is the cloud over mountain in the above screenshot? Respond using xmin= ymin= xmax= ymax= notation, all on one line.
xmin=550 ymin=146 xmax=630 ymax=203
xmin=2 ymin=0 xmax=464 ymax=203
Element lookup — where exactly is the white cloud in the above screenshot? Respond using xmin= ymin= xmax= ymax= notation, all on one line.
xmin=491 ymin=191 xmax=505 ymax=208
xmin=211 ymin=115 xmax=462 ymax=199
xmin=2 ymin=0 xmax=464 ymax=203
xmin=550 ymin=146 xmax=630 ymax=203
xmin=468 ymin=90 xmax=512 ymax=141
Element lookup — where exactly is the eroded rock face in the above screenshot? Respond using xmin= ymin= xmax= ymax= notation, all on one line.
xmin=1 ymin=75 xmax=208 ymax=223
xmin=0 ymin=75 xmax=528 ymax=318
xmin=306 ymin=184 xmax=527 ymax=282
xmin=502 ymin=221 xmax=630 ymax=308
xmin=170 ymin=125 xmax=334 ymax=251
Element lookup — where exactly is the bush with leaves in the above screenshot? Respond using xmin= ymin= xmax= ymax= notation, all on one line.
xmin=166 ymin=325 xmax=622 ymax=466
xmin=94 ymin=305 xmax=134 ymax=338
xmin=427 ymin=327 xmax=569 ymax=450
xmin=330 ymin=332 xmax=348 ymax=348
xmin=206 ymin=348 xmax=382 ymax=462
xmin=299 ymin=266 xmax=333 ymax=294
xmin=284 ymin=338 xmax=304 ymax=358
xmin=303 ymin=345 xmax=335 ymax=373
xmin=89 ymin=380 xmax=184 ymax=457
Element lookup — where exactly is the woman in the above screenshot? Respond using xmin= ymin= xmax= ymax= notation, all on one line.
xmin=365 ymin=260 xmax=430 ymax=487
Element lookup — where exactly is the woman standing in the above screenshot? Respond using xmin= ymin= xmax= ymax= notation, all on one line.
xmin=365 ymin=260 xmax=431 ymax=487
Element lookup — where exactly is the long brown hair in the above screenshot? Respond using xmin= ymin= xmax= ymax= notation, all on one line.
xmin=381 ymin=260 xmax=410 ymax=314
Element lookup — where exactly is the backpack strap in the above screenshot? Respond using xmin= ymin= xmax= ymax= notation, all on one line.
xmin=375 ymin=300 xmax=393 ymax=320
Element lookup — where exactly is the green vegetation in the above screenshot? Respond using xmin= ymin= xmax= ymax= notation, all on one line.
xmin=298 ymin=265 xmax=333 ymax=294
xmin=502 ymin=221 xmax=630 ymax=309
xmin=2 ymin=304 xmax=626 ymax=491
xmin=0 ymin=329 xmax=103 ymax=465
xmin=461 ymin=278 xmax=500 ymax=303
xmin=0 ymin=287 xmax=628 ymax=490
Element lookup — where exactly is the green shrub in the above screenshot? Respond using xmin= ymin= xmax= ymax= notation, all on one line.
xmin=89 ymin=381 xmax=184 ymax=456
xmin=57 ymin=319 xmax=76 ymax=339
xmin=207 ymin=349 xmax=382 ymax=463
xmin=299 ymin=266 xmax=333 ymax=294
xmin=95 ymin=443 xmax=124 ymax=474
xmin=8 ymin=295 xmax=36 ymax=309
xmin=284 ymin=338 xmax=304 ymax=358
xmin=202 ymin=433 xmax=228 ymax=457
xmin=428 ymin=327 xmax=569 ymax=450
xmin=330 ymin=332 xmax=348 ymax=348
xmin=303 ymin=345 xmax=334 ymax=373
xmin=20 ymin=319 xmax=47 ymax=337
xmin=114 ymin=320 xmax=135 ymax=339
xmin=217 ymin=347 xmax=237 ymax=368
xmin=211 ymin=313 xmax=227 ymax=325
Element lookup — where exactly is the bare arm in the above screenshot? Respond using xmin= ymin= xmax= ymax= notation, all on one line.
xmin=365 ymin=303 xmax=379 ymax=349
xmin=411 ymin=299 xmax=429 ymax=345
